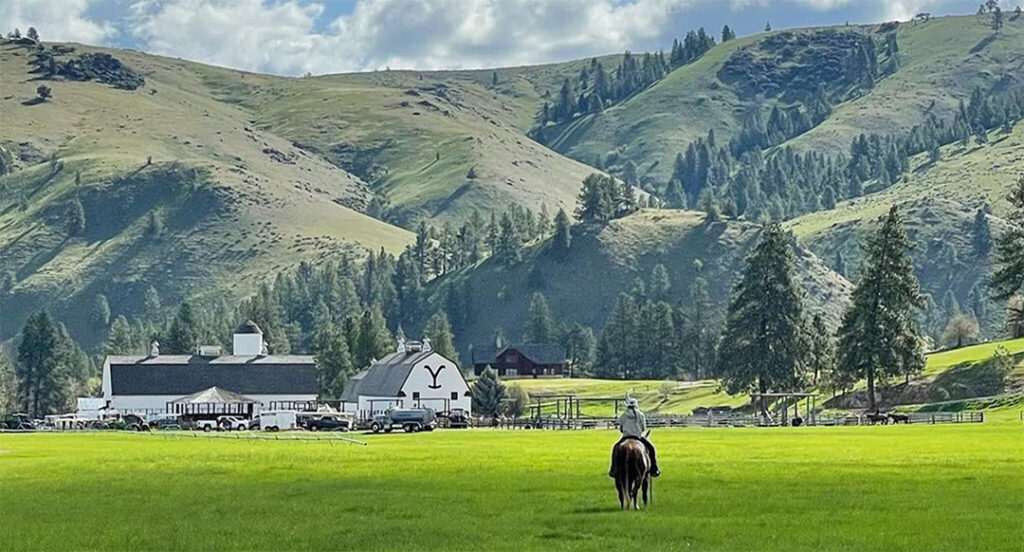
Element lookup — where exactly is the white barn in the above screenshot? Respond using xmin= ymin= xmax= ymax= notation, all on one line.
xmin=101 ymin=321 xmax=317 ymax=416
xmin=341 ymin=337 xmax=471 ymax=420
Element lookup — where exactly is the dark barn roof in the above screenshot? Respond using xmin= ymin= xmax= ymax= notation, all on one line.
xmin=475 ymin=343 xmax=566 ymax=366
xmin=107 ymin=355 xmax=316 ymax=396
xmin=339 ymin=349 xmax=436 ymax=401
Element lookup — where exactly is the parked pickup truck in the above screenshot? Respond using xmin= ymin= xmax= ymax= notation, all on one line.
xmin=194 ymin=419 xmax=219 ymax=432
xmin=370 ymin=408 xmax=436 ymax=433
xmin=306 ymin=415 xmax=352 ymax=432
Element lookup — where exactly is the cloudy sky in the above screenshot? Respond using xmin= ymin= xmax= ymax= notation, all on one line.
xmin=1 ymin=0 xmax=989 ymax=76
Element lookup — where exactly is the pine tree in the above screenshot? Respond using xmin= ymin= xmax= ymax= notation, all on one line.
xmin=524 ymin=292 xmax=557 ymax=343
xmin=836 ymin=206 xmax=925 ymax=410
xmin=165 ymin=302 xmax=201 ymax=354
xmin=990 ymin=176 xmax=1024 ymax=309
xmin=715 ymin=223 xmax=810 ymax=414
xmin=471 ymin=366 xmax=506 ymax=416
xmin=239 ymin=283 xmax=290 ymax=354
xmin=495 ymin=212 xmax=522 ymax=267
xmin=972 ymin=207 xmax=992 ymax=258
xmin=552 ymin=208 xmax=572 ymax=255
xmin=313 ymin=324 xmax=353 ymax=399
xmin=721 ymin=24 xmax=736 ymax=42
xmin=143 ymin=285 xmax=161 ymax=317
xmin=91 ymin=294 xmax=110 ymax=328
xmin=106 ymin=315 xmax=136 ymax=355
xmin=16 ymin=311 xmax=68 ymax=416
xmin=561 ymin=323 xmax=595 ymax=377
xmin=424 ymin=311 xmax=459 ymax=363
xmin=649 ymin=264 xmax=671 ymax=302
xmin=682 ymin=267 xmax=715 ymax=379
xmin=809 ymin=314 xmax=834 ymax=386
xmin=353 ymin=306 xmax=391 ymax=369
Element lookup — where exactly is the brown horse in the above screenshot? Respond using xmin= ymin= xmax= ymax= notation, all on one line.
xmin=612 ymin=438 xmax=652 ymax=509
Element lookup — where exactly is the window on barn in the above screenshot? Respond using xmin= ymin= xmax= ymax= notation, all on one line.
xmin=451 ymin=392 xmax=458 ymax=400
xmin=413 ymin=392 xmax=420 ymax=400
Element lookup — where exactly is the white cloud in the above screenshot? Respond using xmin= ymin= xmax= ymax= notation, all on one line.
xmin=1 ymin=0 xmax=114 ymax=44
xmin=125 ymin=0 xmax=706 ymax=75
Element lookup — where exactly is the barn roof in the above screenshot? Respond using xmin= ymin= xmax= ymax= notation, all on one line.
xmin=474 ymin=343 xmax=566 ymax=365
xmin=106 ymin=355 xmax=316 ymax=396
xmin=340 ymin=349 xmax=453 ymax=401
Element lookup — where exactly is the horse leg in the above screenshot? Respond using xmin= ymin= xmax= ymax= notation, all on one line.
xmin=616 ymin=478 xmax=626 ymax=509
xmin=641 ymin=475 xmax=650 ymax=507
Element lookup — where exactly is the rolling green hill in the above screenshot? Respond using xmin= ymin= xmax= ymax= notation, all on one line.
xmin=427 ymin=209 xmax=852 ymax=359
xmin=534 ymin=15 xmax=1024 ymax=190
xmin=1 ymin=12 xmax=1022 ymax=352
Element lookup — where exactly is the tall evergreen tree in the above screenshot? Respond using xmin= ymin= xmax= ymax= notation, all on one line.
xmin=313 ymin=324 xmax=353 ymax=399
xmin=809 ymin=314 xmax=834 ymax=386
xmin=105 ymin=315 xmax=136 ymax=355
xmin=972 ymin=207 xmax=992 ymax=258
xmin=165 ymin=302 xmax=201 ymax=354
xmin=424 ymin=311 xmax=459 ymax=363
xmin=552 ymin=207 xmax=572 ymax=255
xmin=523 ymin=292 xmax=557 ymax=343
xmin=353 ymin=306 xmax=392 ymax=369
xmin=990 ymin=176 xmax=1024 ymax=323
xmin=16 ymin=311 xmax=67 ymax=416
xmin=495 ymin=212 xmax=522 ymax=267
xmin=561 ymin=323 xmax=596 ymax=377
xmin=471 ymin=366 xmax=506 ymax=416
xmin=715 ymin=223 xmax=810 ymax=414
xmin=66 ymin=198 xmax=85 ymax=237
xmin=836 ymin=205 xmax=925 ymax=410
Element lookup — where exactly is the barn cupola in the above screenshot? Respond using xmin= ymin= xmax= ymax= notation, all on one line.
xmin=233 ymin=320 xmax=264 ymax=356
xmin=395 ymin=326 xmax=407 ymax=353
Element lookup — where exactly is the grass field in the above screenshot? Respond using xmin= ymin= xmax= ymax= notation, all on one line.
xmin=1 ymin=421 xmax=1022 ymax=552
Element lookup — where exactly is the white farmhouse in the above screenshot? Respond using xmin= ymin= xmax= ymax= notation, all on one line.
xmin=101 ymin=321 xmax=317 ymax=416
xmin=341 ymin=337 xmax=471 ymax=419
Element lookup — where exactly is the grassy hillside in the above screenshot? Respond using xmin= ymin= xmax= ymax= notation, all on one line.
xmin=535 ymin=14 xmax=1024 ymax=189
xmin=789 ymin=119 xmax=1024 ymax=340
xmin=430 ymin=209 xmax=852 ymax=358
xmin=0 ymin=41 xmax=414 ymax=342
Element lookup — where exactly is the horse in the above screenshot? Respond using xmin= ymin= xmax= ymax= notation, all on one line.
xmin=612 ymin=437 xmax=652 ymax=510
xmin=888 ymin=412 xmax=909 ymax=424
xmin=865 ymin=410 xmax=889 ymax=425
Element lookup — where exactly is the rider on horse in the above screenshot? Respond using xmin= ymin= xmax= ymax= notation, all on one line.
xmin=609 ymin=397 xmax=660 ymax=478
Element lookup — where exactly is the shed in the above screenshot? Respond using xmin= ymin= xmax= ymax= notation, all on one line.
xmin=169 ymin=386 xmax=259 ymax=419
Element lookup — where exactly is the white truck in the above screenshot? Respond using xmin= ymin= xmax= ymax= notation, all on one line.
xmin=257 ymin=410 xmax=297 ymax=432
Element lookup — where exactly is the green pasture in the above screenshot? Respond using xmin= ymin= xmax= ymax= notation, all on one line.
xmin=1 ymin=421 xmax=1021 ymax=551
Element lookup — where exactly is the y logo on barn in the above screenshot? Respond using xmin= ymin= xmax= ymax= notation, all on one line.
xmin=425 ymin=366 xmax=444 ymax=389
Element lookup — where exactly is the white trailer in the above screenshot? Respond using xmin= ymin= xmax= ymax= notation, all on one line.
xmin=258 ymin=410 xmax=297 ymax=431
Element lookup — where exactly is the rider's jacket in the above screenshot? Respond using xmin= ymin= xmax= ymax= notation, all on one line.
xmin=618 ymin=408 xmax=647 ymax=437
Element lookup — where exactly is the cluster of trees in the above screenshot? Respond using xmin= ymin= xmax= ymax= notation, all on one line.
xmin=409 ymin=203 xmax=563 ymax=273
xmin=661 ymin=85 xmax=1024 ymax=222
xmin=469 ymin=367 xmax=530 ymax=418
xmin=541 ymin=26 xmax=717 ymax=125
xmin=576 ymin=173 xmax=640 ymax=222
xmin=6 ymin=311 xmax=94 ymax=416
xmin=717 ymin=207 xmax=924 ymax=411
xmin=592 ymin=262 xmax=718 ymax=380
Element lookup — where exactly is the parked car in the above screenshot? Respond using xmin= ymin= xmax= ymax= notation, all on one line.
xmin=306 ymin=415 xmax=351 ymax=432
xmin=150 ymin=416 xmax=183 ymax=431
xmin=2 ymin=413 xmax=35 ymax=430
xmin=217 ymin=416 xmax=248 ymax=431
xmin=445 ymin=409 xmax=470 ymax=429
xmin=371 ymin=407 xmax=436 ymax=433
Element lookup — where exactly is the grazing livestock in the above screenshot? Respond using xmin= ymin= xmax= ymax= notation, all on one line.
xmin=888 ymin=413 xmax=910 ymax=424
xmin=865 ymin=410 xmax=889 ymax=425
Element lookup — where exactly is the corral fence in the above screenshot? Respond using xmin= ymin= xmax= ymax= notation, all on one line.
xmin=478 ymin=410 xmax=984 ymax=430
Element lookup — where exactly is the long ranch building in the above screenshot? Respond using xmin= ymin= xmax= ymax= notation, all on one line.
xmin=102 ymin=321 xmax=317 ymax=416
